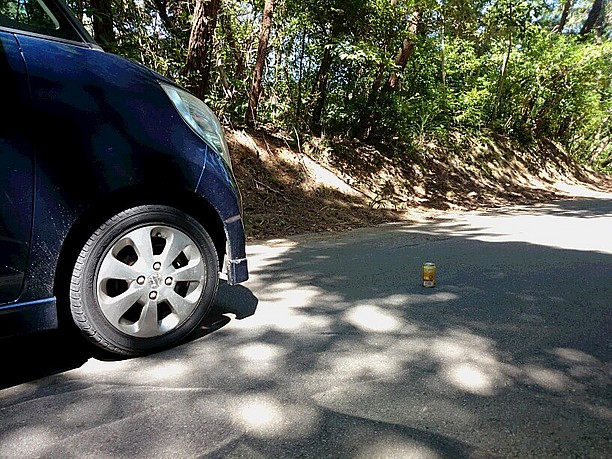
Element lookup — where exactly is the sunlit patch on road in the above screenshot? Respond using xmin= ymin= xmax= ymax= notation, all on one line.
xmin=355 ymin=434 xmax=442 ymax=459
xmin=141 ymin=360 xmax=191 ymax=382
xmin=231 ymin=394 xmax=321 ymax=439
xmin=344 ymin=304 xmax=403 ymax=332
xmin=521 ymin=364 xmax=572 ymax=392
xmin=424 ymin=206 xmax=612 ymax=254
xmin=235 ymin=343 xmax=285 ymax=375
xmin=0 ymin=426 xmax=52 ymax=458
xmin=446 ymin=363 xmax=496 ymax=396
xmin=237 ymin=342 xmax=283 ymax=362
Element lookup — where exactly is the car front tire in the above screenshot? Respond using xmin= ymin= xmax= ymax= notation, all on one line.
xmin=70 ymin=205 xmax=219 ymax=356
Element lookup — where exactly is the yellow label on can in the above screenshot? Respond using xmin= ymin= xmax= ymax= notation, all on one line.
xmin=422 ymin=262 xmax=436 ymax=287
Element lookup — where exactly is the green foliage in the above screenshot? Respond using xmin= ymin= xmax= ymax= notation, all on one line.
xmin=495 ymin=30 xmax=612 ymax=165
xmin=81 ymin=0 xmax=611 ymax=171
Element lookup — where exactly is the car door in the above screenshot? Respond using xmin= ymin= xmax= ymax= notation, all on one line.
xmin=0 ymin=30 xmax=34 ymax=304
xmin=1 ymin=0 xmax=96 ymax=306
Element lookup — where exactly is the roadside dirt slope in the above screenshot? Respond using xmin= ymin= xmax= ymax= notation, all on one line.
xmin=227 ymin=128 xmax=612 ymax=242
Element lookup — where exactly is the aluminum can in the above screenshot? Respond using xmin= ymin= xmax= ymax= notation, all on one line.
xmin=422 ymin=262 xmax=436 ymax=287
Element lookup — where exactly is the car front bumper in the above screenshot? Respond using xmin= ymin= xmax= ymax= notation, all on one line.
xmin=224 ymin=216 xmax=249 ymax=285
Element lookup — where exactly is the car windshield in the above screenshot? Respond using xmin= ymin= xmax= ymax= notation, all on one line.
xmin=0 ymin=0 xmax=82 ymax=41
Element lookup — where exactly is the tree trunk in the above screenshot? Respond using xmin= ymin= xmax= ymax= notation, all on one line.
xmin=354 ymin=8 xmax=423 ymax=140
xmin=440 ymin=10 xmax=446 ymax=86
xmin=490 ymin=1 xmax=515 ymax=123
xmin=296 ymin=29 xmax=306 ymax=129
xmin=220 ymin=11 xmax=246 ymax=81
xmin=353 ymin=62 xmax=386 ymax=139
xmin=492 ymin=31 xmax=512 ymax=122
xmin=554 ymin=0 xmax=574 ymax=33
xmin=90 ymin=0 xmax=115 ymax=49
xmin=386 ymin=9 xmax=422 ymax=91
xmin=245 ymin=0 xmax=275 ymax=128
xmin=184 ymin=0 xmax=221 ymax=100
xmin=310 ymin=43 xmax=334 ymax=136
xmin=580 ymin=0 xmax=606 ymax=42
xmin=353 ymin=7 xmax=423 ymax=140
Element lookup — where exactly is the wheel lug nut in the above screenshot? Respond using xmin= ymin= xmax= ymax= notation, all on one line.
xmin=165 ymin=277 xmax=172 ymax=285
xmin=149 ymin=291 xmax=157 ymax=300
xmin=153 ymin=262 xmax=161 ymax=271
xmin=137 ymin=276 xmax=145 ymax=285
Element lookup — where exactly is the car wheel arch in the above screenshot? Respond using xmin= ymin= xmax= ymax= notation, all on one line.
xmin=53 ymin=185 xmax=227 ymax=328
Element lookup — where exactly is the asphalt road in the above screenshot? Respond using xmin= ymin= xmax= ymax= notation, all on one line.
xmin=1 ymin=195 xmax=611 ymax=458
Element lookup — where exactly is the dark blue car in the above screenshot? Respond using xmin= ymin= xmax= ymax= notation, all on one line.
xmin=0 ymin=0 xmax=248 ymax=356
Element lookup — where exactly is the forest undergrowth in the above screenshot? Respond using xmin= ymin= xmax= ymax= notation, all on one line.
xmin=229 ymin=127 xmax=612 ymax=242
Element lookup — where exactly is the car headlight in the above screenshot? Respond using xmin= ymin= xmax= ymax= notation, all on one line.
xmin=160 ymin=83 xmax=232 ymax=170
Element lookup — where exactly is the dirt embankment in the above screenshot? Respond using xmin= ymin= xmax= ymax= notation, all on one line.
xmin=227 ymin=128 xmax=612 ymax=242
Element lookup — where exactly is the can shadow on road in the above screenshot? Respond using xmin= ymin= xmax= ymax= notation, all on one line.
xmin=0 ymin=281 xmax=258 ymax=390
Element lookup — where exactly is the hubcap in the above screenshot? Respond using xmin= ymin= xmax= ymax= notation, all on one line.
xmin=96 ymin=225 xmax=206 ymax=338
